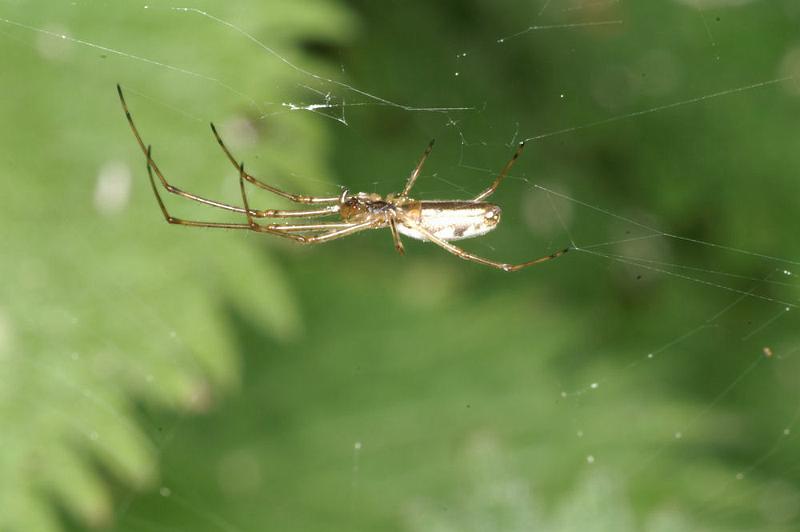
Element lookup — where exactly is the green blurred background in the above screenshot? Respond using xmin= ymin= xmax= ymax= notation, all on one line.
xmin=2 ymin=0 xmax=800 ymax=531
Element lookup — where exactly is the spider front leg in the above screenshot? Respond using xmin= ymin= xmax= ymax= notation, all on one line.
xmin=145 ymin=150 xmax=329 ymax=243
xmin=404 ymin=220 xmax=568 ymax=271
xmin=145 ymin=146 xmax=257 ymax=232
xmin=117 ymin=85 xmax=339 ymax=220
xmin=211 ymin=123 xmax=341 ymax=204
xmin=237 ymin=162 xmax=379 ymax=244
xmin=145 ymin=148 xmax=339 ymax=219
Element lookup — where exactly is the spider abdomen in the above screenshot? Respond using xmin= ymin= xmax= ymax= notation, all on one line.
xmin=397 ymin=201 xmax=501 ymax=241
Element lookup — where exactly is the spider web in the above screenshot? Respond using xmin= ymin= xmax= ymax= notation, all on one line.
xmin=2 ymin=0 xmax=800 ymax=531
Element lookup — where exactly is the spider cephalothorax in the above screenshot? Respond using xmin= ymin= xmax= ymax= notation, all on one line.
xmin=339 ymin=194 xmax=397 ymax=224
xmin=117 ymin=84 xmax=568 ymax=271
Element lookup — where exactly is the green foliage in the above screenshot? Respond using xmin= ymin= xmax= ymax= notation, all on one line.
xmin=0 ymin=1 xmax=355 ymax=530
xmin=2 ymin=1 xmax=800 ymax=531
xmin=404 ymin=434 xmax=699 ymax=532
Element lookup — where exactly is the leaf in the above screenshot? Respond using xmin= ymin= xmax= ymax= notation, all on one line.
xmin=0 ymin=1 xmax=356 ymax=529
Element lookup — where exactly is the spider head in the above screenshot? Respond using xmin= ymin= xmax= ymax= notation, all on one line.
xmin=339 ymin=197 xmax=361 ymax=221
xmin=340 ymin=193 xmax=382 ymax=222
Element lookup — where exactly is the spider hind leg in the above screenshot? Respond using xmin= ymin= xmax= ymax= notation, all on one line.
xmin=473 ymin=141 xmax=525 ymax=202
xmin=389 ymin=219 xmax=406 ymax=255
xmin=401 ymin=217 xmax=568 ymax=271
xmin=399 ymin=139 xmax=435 ymax=197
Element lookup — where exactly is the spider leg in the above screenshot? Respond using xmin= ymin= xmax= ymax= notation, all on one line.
xmin=270 ymin=221 xmax=381 ymax=243
xmin=399 ymin=139 xmax=435 ymax=197
xmin=210 ymin=122 xmax=340 ymax=204
xmin=145 ymin=146 xmax=254 ymax=231
xmin=238 ymin=162 xmax=379 ymax=243
xmin=144 ymin=148 xmax=368 ymax=244
xmin=472 ymin=141 xmax=525 ymax=202
xmin=266 ymin=223 xmax=359 ymax=232
xmin=389 ymin=218 xmax=405 ymax=255
xmin=149 ymin=153 xmax=338 ymax=219
xmin=117 ymin=85 xmax=339 ymax=220
xmin=401 ymin=219 xmax=567 ymax=271
xmin=146 ymin=151 xmax=340 ymax=243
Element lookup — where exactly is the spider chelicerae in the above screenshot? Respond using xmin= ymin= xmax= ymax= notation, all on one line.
xmin=117 ymin=85 xmax=568 ymax=271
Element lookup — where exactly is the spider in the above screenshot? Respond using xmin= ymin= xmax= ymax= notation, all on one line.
xmin=117 ymin=85 xmax=568 ymax=271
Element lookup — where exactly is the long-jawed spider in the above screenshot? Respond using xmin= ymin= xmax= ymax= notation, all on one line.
xmin=117 ymin=85 xmax=568 ymax=271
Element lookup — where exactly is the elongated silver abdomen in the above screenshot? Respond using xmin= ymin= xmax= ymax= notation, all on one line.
xmin=397 ymin=201 xmax=501 ymax=241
